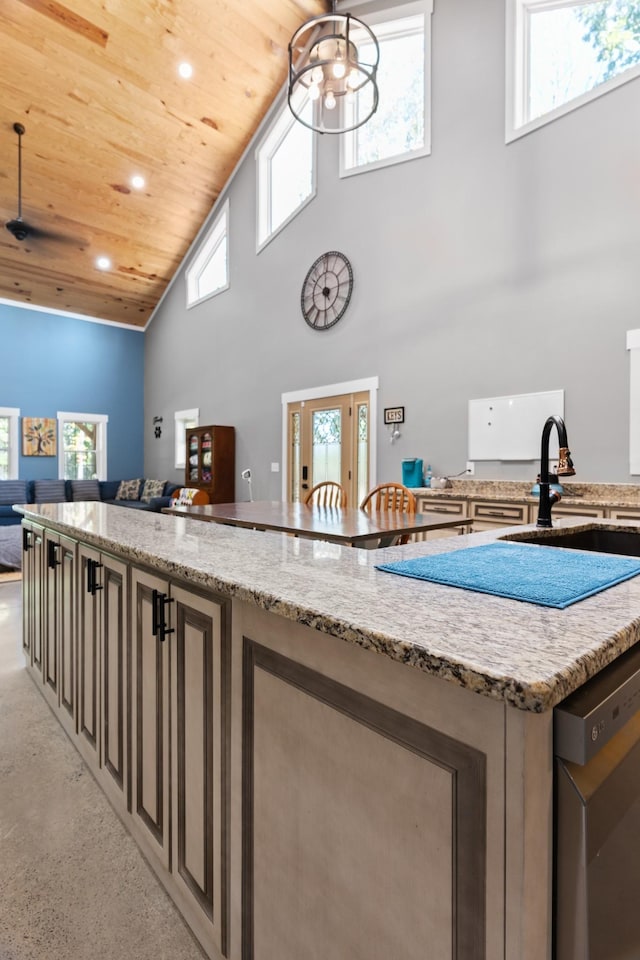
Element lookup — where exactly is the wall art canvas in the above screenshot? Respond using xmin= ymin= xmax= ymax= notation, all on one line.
xmin=22 ymin=418 xmax=57 ymax=456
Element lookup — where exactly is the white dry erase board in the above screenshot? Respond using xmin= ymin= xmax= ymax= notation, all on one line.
xmin=468 ymin=390 xmax=564 ymax=461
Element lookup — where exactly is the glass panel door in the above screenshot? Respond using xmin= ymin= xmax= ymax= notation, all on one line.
xmin=287 ymin=390 xmax=369 ymax=506
xmin=311 ymin=407 xmax=342 ymax=486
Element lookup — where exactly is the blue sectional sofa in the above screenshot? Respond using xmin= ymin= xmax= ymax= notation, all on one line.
xmin=0 ymin=478 xmax=181 ymax=527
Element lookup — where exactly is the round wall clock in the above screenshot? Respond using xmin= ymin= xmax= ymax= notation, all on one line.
xmin=301 ymin=251 xmax=353 ymax=331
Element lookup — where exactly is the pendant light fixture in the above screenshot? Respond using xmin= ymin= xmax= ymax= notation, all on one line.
xmin=288 ymin=2 xmax=380 ymax=134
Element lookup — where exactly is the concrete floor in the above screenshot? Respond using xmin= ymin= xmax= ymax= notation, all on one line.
xmin=0 ymin=581 xmax=205 ymax=960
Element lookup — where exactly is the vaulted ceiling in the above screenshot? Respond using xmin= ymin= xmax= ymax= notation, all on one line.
xmin=0 ymin=0 xmax=327 ymax=327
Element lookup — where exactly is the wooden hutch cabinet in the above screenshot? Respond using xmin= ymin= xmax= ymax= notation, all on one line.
xmin=185 ymin=424 xmax=235 ymax=503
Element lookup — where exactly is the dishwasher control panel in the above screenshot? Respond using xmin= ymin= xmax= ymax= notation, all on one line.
xmin=554 ymin=642 xmax=640 ymax=764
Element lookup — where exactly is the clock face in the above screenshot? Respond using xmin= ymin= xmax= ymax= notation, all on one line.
xmin=301 ymin=251 xmax=353 ymax=331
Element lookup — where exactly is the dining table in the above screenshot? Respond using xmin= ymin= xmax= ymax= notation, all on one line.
xmin=162 ymin=499 xmax=472 ymax=548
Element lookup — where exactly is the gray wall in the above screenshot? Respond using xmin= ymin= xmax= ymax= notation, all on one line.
xmin=144 ymin=0 xmax=640 ymax=496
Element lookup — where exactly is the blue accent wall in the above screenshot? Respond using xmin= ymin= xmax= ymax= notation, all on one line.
xmin=0 ymin=302 xmax=144 ymax=480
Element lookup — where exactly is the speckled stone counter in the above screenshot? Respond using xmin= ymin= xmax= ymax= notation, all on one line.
xmin=17 ymin=501 xmax=640 ymax=714
xmin=413 ymin=478 xmax=640 ymax=508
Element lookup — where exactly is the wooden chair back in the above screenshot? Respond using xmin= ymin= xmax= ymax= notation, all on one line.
xmin=304 ymin=481 xmax=347 ymax=508
xmin=360 ymin=482 xmax=416 ymax=515
xmin=359 ymin=482 xmax=416 ymax=545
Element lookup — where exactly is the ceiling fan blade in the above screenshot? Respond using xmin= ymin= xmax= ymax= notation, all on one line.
xmin=5 ymin=216 xmax=86 ymax=246
xmin=6 ymin=123 xmax=86 ymax=247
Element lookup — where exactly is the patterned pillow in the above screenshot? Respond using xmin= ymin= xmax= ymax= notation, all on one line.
xmin=0 ymin=480 xmax=28 ymax=505
xmin=140 ymin=479 xmax=165 ymax=503
xmin=115 ymin=478 xmax=142 ymax=501
xmin=71 ymin=479 xmax=101 ymax=502
xmin=33 ymin=479 xmax=66 ymax=503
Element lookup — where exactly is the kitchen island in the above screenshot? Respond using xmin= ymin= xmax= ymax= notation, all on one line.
xmin=17 ymin=502 xmax=640 ymax=960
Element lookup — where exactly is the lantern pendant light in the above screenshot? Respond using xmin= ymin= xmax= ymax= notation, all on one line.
xmin=288 ymin=1 xmax=380 ymax=134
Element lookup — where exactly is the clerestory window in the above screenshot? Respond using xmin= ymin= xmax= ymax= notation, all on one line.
xmin=340 ymin=1 xmax=432 ymax=178
xmin=186 ymin=200 xmax=229 ymax=307
xmin=507 ymin=0 xmax=640 ymax=141
xmin=256 ymin=90 xmax=316 ymax=250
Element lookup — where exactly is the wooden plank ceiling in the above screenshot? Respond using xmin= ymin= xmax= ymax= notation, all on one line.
xmin=0 ymin=0 xmax=327 ymax=327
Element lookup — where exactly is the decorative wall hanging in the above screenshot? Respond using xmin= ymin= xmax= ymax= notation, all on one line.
xmin=22 ymin=417 xmax=57 ymax=456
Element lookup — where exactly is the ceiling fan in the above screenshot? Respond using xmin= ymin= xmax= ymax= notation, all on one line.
xmin=5 ymin=121 xmax=78 ymax=244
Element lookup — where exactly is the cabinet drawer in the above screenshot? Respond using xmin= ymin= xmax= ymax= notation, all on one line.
xmin=545 ymin=503 xmax=605 ymax=520
xmin=470 ymin=501 xmax=528 ymax=526
xmin=606 ymin=507 xmax=640 ymax=522
xmin=416 ymin=497 xmax=467 ymax=518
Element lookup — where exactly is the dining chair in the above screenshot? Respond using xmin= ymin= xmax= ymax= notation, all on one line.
xmin=304 ymin=480 xmax=347 ymax=508
xmin=359 ymin=482 xmax=417 ymax=546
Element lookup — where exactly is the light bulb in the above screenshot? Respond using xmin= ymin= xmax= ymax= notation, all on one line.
xmin=347 ymin=69 xmax=359 ymax=89
xmin=325 ymin=90 xmax=336 ymax=110
xmin=311 ymin=65 xmax=323 ymax=84
xmin=332 ymin=60 xmax=346 ymax=79
xmin=308 ymin=83 xmax=320 ymax=101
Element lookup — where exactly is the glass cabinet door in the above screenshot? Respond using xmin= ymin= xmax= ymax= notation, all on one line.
xmin=201 ymin=432 xmax=212 ymax=482
xmin=188 ymin=433 xmax=199 ymax=482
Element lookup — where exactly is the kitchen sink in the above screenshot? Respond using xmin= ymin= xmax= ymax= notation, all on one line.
xmin=501 ymin=527 xmax=640 ymax=558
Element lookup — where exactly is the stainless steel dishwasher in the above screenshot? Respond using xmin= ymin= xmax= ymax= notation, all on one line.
xmin=554 ymin=642 xmax=640 ymax=959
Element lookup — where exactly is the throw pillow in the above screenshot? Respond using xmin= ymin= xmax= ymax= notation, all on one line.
xmin=171 ymin=487 xmax=209 ymax=506
xmin=140 ymin=479 xmax=165 ymax=503
xmin=0 ymin=480 xmax=28 ymax=505
xmin=115 ymin=478 xmax=142 ymax=501
xmin=33 ymin=479 xmax=66 ymax=503
xmin=70 ymin=479 xmax=101 ymax=502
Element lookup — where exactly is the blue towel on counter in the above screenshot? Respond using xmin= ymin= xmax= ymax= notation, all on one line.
xmin=376 ymin=541 xmax=640 ymax=608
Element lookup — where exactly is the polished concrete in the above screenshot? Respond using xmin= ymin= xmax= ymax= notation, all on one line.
xmin=0 ymin=581 xmax=205 ymax=960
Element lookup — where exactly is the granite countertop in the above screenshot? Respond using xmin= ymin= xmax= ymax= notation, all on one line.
xmin=17 ymin=502 xmax=640 ymax=715
xmin=413 ymin=479 xmax=640 ymax=508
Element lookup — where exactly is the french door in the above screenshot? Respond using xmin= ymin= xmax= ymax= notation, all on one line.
xmin=287 ymin=391 xmax=369 ymax=507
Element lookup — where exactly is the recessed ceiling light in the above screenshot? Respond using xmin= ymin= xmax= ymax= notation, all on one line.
xmin=178 ymin=62 xmax=193 ymax=79
xmin=96 ymin=256 xmax=111 ymax=271
xmin=131 ymin=174 xmax=145 ymax=190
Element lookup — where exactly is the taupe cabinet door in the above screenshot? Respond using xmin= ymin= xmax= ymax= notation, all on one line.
xmin=76 ymin=544 xmax=129 ymax=813
xmin=170 ymin=583 xmax=228 ymax=957
xmin=43 ymin=529 xmax=76 ymax=737
xmin=130 ymin=567 xmax=171 ymax=871
xmin=22 ymin=521 xmax=44 ymax=672
xmin=130 ymin=569 xmax=229 ymax=958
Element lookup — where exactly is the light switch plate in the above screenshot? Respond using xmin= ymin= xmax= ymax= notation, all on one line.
xmin=271 ymin=462 xmax=280 ymax=472
xmin=466 ymin=461 xmax=475 ymax=475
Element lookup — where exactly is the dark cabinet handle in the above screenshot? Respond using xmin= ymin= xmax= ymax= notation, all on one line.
xmin=87 ymin=559 xmax=104 ymax=595
xmin=158 ymin=593 xmax=174 ymax=642
xmin=23 ymin=527 xmax=32 ymax=552
xmin=47 ymin=540 xmax=61 ymax=569
xmin=151 ymin=589 xmax=174 ymax=641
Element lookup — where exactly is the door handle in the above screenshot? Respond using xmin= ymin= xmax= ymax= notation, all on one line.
xmin=23 ymin=527 xmax=32 ymax=552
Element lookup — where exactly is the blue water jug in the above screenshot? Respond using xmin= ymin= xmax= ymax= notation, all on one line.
xmin=402 ymin=458 xmax=424 ymax=488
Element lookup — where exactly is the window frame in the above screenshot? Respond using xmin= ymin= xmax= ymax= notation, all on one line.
xmin=256 ymin=89 xmax=317 ymax=252
xmin=0 ymin=406 xmax=20 ymax=480
xmin=506 ymin=0 xmax=640 ymax=143
xmin=57 ymin=411 xmax=108 ymax=481
xmin=186 ymin=199 xmax=230 ymax=308
xmin=339 ymin=0 xmax=433 ymax=179
xmin=174 ymin=407 xmax=200 ymax=469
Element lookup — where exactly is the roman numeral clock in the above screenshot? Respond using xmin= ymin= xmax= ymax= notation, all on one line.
xmin=301 ymin=251 xmax=353 ymax=331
